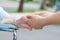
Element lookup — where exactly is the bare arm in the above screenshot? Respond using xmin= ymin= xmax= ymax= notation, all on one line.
xmin=45 ymin=11 xmax=60 ymax=25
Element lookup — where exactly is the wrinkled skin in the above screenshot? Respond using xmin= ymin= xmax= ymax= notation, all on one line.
xmin=16 ymin=16 xmax=32 ymax=30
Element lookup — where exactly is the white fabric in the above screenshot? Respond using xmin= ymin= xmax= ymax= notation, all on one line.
xmin=0 ymin=7 xmax=9 ymax=20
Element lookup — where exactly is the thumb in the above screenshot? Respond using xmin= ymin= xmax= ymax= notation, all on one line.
xmin=26 ymin=15 xmax=33 ymax=19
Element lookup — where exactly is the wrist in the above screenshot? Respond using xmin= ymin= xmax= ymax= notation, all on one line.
xmin=13 ymin=18 xmax=17 ymax=25
xmin=44 ymin=16 xmax=52 ymax=25
xmin=43 ymin=17 xmax=48 ymax=26
xmin=38 ymin=17 xmax=47 ymax=29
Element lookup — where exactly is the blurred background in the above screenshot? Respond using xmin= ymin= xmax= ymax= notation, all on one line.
xmin=0 ymin=0 xmax=60 ymax=40
xmin=0 ymin=0 xmax=56 ymax=13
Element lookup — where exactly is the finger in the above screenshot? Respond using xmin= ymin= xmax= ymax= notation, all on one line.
xmin=34 ymin=12 xmax=44 ymax=16
xmin=28 ymin=27 xmax=32 ymax=31
xmin=18 ymin=16 xmax=29 ymax=24
xmin=26 ymin=15 xmax=37 ymax=19
xmin=26 ymin=26 xmax=32 ymax=31
xmin=26 ymin=15 xmax=32 ymax=19
xmin=20 ymin=24 xmax=29 ymax=28
xmin=20 ymin=24 xmax=32 ymax=30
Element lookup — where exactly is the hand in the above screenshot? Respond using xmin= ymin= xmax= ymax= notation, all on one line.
xmin=16 ymin=16 xmax=32 ymax=30
xmin=34 ymin=11 xmax=54 ymax=17
xmin=27 ymin=15 xmax=46 ymax=29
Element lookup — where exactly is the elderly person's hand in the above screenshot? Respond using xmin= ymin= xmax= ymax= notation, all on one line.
xmin=16 ymin=16 xmax=32 ymax=30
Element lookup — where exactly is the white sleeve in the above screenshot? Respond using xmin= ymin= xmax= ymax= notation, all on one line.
xmin=0 ymin=7 xmax=9 ymax=20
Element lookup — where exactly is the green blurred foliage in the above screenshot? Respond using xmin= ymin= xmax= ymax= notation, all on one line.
xmin=9 ymin=0 xmax=16 ymax=2
xmin=48 ymin=0 xmax=56 ymax=7
xmin=49 ymin=0 xmax=56 ymax=5
xmin=8 ymin=9 xmax=38 ymax=13
xmin=25 ymin=0 xmax=33 ymax=2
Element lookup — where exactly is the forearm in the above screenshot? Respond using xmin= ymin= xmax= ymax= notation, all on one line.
xmin=45 ymin=11 xmax=60 ymax=25
xmin=0 ymin=15 xmax=16 ymax=24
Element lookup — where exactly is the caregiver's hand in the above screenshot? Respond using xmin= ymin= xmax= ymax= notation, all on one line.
xmin=27 ymin=15 xmax=46 ymax=29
